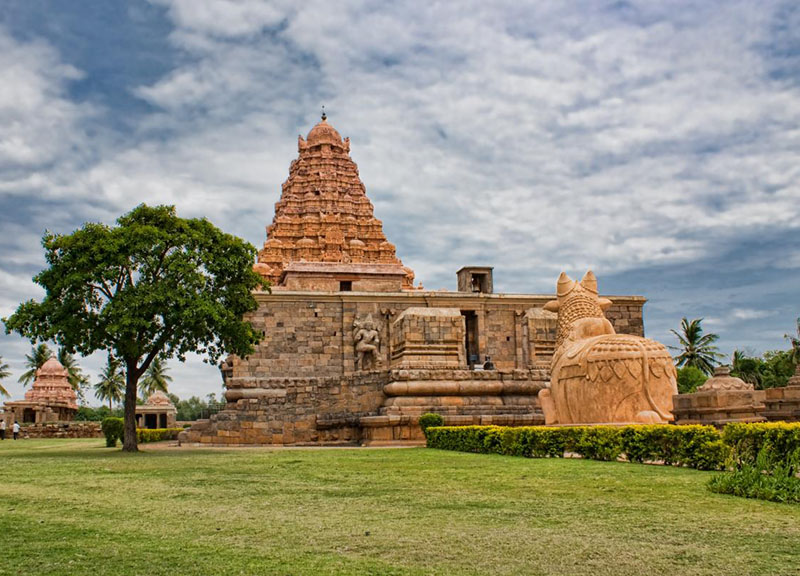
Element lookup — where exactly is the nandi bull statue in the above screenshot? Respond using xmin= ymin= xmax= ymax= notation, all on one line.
xmin=537 ymin=271 xmax=677 ymax=425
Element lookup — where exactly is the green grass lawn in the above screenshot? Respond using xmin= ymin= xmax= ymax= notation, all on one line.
xmin=0 ymin=439 xmax=798 ymax=576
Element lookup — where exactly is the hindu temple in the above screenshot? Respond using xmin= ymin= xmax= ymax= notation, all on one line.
xmin=3 ymin=357 xmax=78 ymax=424
xmin=179 ymin=116 xmax=650 ymax=446
xmin=135 ymin=391 xmax=178 ymax=429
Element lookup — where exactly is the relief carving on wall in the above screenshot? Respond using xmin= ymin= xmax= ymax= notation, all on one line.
xmin=353 ymin=314 xmax=383 ymax=370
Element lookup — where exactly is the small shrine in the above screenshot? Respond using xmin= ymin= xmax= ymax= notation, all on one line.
xmin=672 ymin=365 xmax=766 ymax=426
xmin=3 ymin=357 xmax=78 ymax=424
xmin=135 ymin=391 xmax=178 ymax=429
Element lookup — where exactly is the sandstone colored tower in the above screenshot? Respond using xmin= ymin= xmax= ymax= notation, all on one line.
xmin=254 ymin=114 xmax=416 ymax=291
xmin=3 ymin=357 xmax=78 ymax=423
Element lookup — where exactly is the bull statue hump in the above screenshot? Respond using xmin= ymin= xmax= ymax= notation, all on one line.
xmin=538 ymin=271 xmax=677 ymax=425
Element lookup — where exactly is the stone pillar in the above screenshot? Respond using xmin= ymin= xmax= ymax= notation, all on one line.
xmin=476 ymin=308 xmax=487 ymax=363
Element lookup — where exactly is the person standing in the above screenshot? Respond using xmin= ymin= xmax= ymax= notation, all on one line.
xmin=12 ymin=420 xmax=20 ymax=440
xmin=0 ymin=417 xmax=5 ymax=440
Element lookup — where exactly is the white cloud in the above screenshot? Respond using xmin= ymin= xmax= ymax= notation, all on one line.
xmin=148 ymin=0 xmax=291 ymax=39
xmin=2 ymin=1 xmax=800 ymax=402
xmin=0 ymin=28 xmax=96 ymax=170
xmin=732 ymin=308 xmax=774 ymax=321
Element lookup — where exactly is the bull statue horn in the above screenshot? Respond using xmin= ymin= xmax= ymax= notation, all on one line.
xmin=580 ymin=270 xmax=598 ymax=293
xmin=556 ymin=272 xmax=576 ymax=297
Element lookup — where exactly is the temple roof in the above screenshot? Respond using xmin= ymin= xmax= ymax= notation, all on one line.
xmin=39 ymin=357 xmax=68 ymax=377
xmin=255 ymin=115 xmax=415 ymax=290
xmin=143 ymin=390 xmax=176 ymax=408
xmin=305 ymin=118 xmax=344 ymax=148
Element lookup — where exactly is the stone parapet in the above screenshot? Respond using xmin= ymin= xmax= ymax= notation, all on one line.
xmin=15 ymin=422 xmax=103 ymax=439
xmin=763 ymin=385 xmax=800 ymax=422
xmin=390 ymin=307 xmax=465 ymax=369
xmin=672 ymin=389 xmax=766 ymax=426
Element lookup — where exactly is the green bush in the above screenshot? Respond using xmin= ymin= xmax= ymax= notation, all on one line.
xmin=136 ymin=428 xmax=183 ymax=443
xmin=676 ymin=366 xmax=708 ymax=394
xmin=575 ymin=427 xmax=623 ymax=461
xmin=101 ymin=417 xmax=124 ymax=448
xmin=418 ymin=413 xmax=444 ymax=436
xmin=722 ymin=422 xmax=800 ymax=472
xmin=426 ymin=424 xmax=728 ymax=471
xmin=709 ymin=448 xmax=800 ymax=504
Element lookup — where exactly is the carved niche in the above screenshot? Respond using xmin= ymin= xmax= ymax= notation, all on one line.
xmin=353 ymin=314 xmax=383 ymax=371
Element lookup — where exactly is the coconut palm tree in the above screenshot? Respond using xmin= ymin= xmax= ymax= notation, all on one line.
xmin=18 ymin=343 xmax=53 ymax=387
xmin=670 ymin=317 xmax=723 ymax=376
xmin=0 ymin=355 xmax=10 ymax=397
xmin=731 ymin=349 xmax=761 ymax=387
xmin=57 ymin=348 xmax=90 ymax=402
xmin=94 ymin=355 xmax=125 ymax=411
xmin=139 ymin=357 xmax=172 ymax=400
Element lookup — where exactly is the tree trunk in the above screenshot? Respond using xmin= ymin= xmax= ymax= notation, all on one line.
xmin=122 ymin=365 xmax=139 ymax=452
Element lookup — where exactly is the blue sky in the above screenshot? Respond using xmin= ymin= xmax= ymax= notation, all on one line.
xmin=1 ymin=0 xmax=798 ymax=402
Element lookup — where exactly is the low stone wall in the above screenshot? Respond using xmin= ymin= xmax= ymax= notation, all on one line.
xmin=18 ymin=422 xmax=103 ymax=439
xmin=763 ymin=385 xmax=800 ymax=422
xmin=181 ymin=371 xmax=390 ymax=445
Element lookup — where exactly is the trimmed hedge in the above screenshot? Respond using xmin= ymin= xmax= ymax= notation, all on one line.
xmin=101 ymin=418 xmax=183 ymax=447
xmin=425 ymin=424 xmax=729 ymax=470
xmin=722 ymin=422 xmax=800 ymax=470
xmin=101 ymin=417 xmax=124 ymax=448
xmin=137 ymin=428 xmax=183 ymax=443
xmin=418 ymin=413 xmax=444 ymax=436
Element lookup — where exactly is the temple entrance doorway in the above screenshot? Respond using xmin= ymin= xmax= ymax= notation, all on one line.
xmin=461 ymin=311 xmax=479 ymax=366
xmin=145 ymin=414 xmax=158 ymax=429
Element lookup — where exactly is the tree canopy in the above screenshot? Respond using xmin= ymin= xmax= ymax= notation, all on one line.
xmin=4 ymin=204 xmax=264 ymax=451
xmin=732 ymin=348 xmax=797 ymax=389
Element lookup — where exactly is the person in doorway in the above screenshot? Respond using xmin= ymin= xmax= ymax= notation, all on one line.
xmin=12 ymin=420 xmax=20 ymax=440
xmin=0 ymin=417 xmax=5 ymax=440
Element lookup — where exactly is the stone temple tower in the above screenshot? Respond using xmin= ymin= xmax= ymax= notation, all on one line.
xmin=254 ymin=113 xmax=416 ymax=291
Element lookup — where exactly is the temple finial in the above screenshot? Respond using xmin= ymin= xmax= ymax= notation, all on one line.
xmin=321 ymin=105 xmax=326 ymax=121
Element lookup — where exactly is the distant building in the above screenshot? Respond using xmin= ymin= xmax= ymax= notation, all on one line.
xmin=136 ymin=391 xmax=177 ymax=429
xmin=3 ymin=357 xmax=78 ymax=424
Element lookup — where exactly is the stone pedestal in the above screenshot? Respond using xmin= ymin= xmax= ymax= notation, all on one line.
xmin=358 ymin=367 xmax=547 ymax=445
xmin=763 ymin=364 xmax=800 ymax=422
xmin=673 ymin=366 xmax=766 ymax=427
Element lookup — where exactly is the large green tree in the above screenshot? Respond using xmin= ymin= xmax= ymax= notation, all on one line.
xmin=94 ymin=355 xmax=125 ymax=411
xmin=4 ymin=204 xmax=264 ymax=451
xmin=0 ymin=355 xmax=10 ymax=397
xmin=669 ymin=317 xmax=723 ymax=375
xmin=139 ymin=356 xmax=172 ymax=401
xmin=18 ymin=343 xmax=53 ymax=387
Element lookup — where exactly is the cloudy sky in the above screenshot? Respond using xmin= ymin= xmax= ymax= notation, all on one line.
xmin=1 ymin=0 xmax=798 ymax=403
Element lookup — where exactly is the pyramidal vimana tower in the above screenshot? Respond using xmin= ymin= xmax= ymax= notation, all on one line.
xmin=179 ymin=116 xmax=647 ymax=445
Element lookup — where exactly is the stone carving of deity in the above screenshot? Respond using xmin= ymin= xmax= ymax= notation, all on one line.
xmin=353 ymin=314 xmax=382 ymax=370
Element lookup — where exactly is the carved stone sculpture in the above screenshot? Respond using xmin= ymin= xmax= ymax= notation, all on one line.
xmin=538 ymin=271 xmax=677 ymax=425
xmin=353 ymin=314 xmax=382 ymax=370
